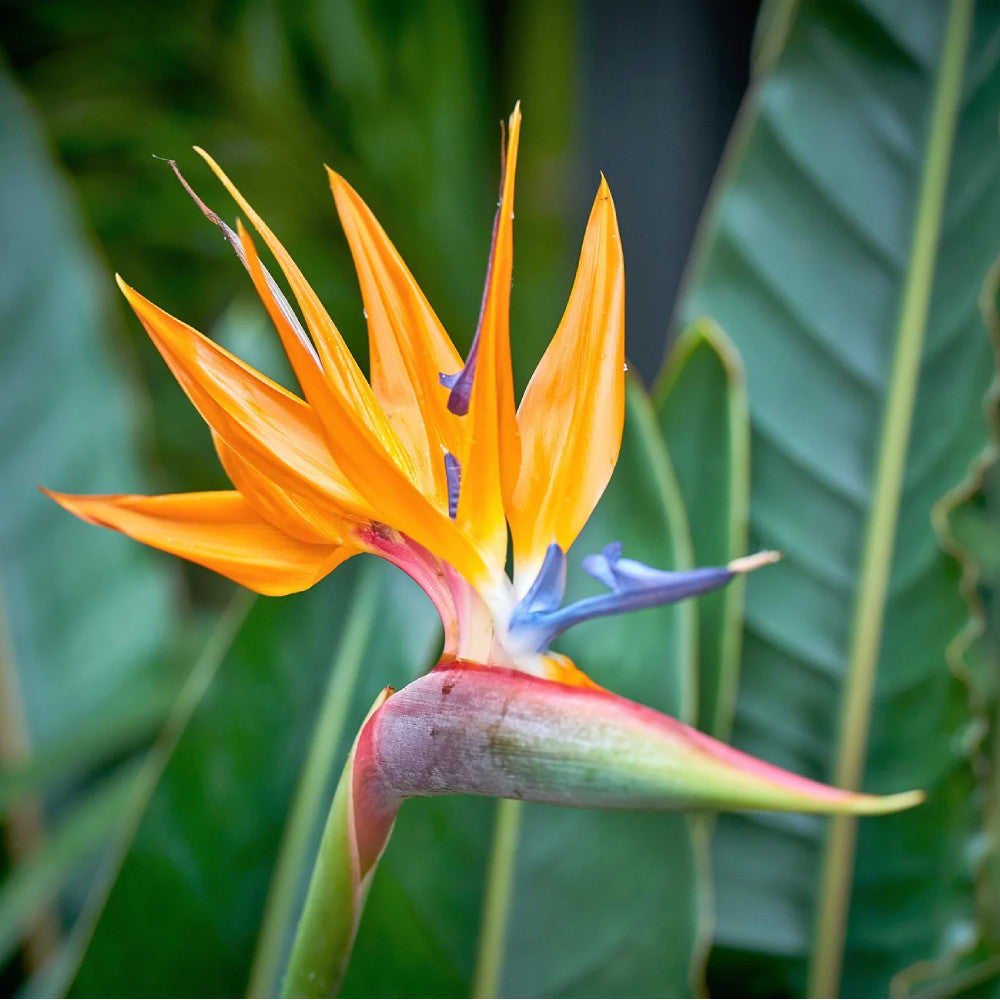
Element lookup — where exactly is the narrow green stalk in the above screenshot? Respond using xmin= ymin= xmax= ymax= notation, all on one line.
xmin=279 ymin=749 xmax=359 ymax=999
xmin=248 ymin=569 xmax=380 ymax=997
xmin=808 ymin=3 xmax=973 ymax=995
xmin=471 ymin=798 xmax=522 ymax=998
xmin=281 ymin=688 xmax=393 ymax=999
xmin=714 ymin=329 xmax=751 ymax=741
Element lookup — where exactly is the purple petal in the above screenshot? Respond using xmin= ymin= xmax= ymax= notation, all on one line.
xmin=439 ymin=126 xmax=510 ymax=416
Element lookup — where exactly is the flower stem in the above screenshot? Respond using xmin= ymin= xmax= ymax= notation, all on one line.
xmin=280 ymin=687 xmax=395 ymax=999
xmin=248 ymin=568 xmax=380 ymax=996
xmin=471 ymin=798 xmax=522 ymax=997
xmin=280 ymin=742 xmax=360 ymax=999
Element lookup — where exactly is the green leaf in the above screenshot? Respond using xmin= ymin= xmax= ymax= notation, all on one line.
xmin=656 ymin=319 xmax=751 ymax=739
xmin=0 ymin=681 xmax=173 ymax=818
xmin=675 ymin=1 xmax=1000 ymax=994
xmin=70 ymin=560 xmax=440 ymax=998
xmin=0 ymin=60 xmax=179 ymax=983
xmin=23 ymin=596 xmax=249 ymax=999
xmin=456 ymin=381 xmax=708 ymax=999
xmin=910 ymin=254 xmax=1000 ymax=997
xmin=0 ymin=64 xmax=175 ymax=751
xmin=0 ymin=764 xmax=144 ymax=968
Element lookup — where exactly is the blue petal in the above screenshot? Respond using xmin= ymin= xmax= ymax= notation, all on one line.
xmin=507 ymin=543 xmax=568 ymax=652
xmin=515 ymin=543 xmax=567 ymax=616
xmin=509 ymin=542 xmax=734 ymax=653
xmin=580 ymin=542 xmax=730 ymax=604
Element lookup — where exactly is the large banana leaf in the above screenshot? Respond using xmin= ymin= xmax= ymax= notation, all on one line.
xmin=674 ymin=1 xmax=1000 ymax=995
xmin=0 ymin=63 xmax=176 ymax=977
xmin=0 ymin=65 xmax=174 ymax=755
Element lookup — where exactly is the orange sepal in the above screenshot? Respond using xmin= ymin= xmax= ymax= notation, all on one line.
xmin=192 ymin=147 xmax=417 ymax=485
xmin=509 ymin=177 xmax=625 ymax=591
xmin=539 ymin=652 xmax=602 ymax=690
xmin=328 ymin=170 xmax=464 ymax=501
xmin=213 ymin=433 xmax=350 ymax=546
xmin=190 ymin=162 xmax=489 ymax=588
xmin=116 ymin=276 xmax=369 ymax=523
xmin=43 ymin=489 xmax=353 ymax=596
xmin=232 ymin=220 xmax=340 ymax=429
xmin=456 ymin=104 xmax=523 ymax=567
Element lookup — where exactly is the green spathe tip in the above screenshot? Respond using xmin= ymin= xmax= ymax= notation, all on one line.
xmin=841 ymin=788 xmax=925 ymax=815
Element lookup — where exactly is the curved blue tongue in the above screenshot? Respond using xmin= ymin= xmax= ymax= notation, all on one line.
xmin=509 ymin=542 xmax=779 ymax=653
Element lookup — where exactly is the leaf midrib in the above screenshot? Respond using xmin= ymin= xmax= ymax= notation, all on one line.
xmin=807 ymin=2 xmax=975 ymax=995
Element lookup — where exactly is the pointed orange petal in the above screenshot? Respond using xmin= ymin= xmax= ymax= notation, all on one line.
xmin=233 ymin=220 xmax=332 ymax=410
xmin=213 ymin=433 xmax=349 ymax=546
xmin=509 ymin=178 xmax=625 ymax=590
xmin=117 ymin=277 xmax=370 ymax=525
xmin=193 ymin=159 xmax=488 ymax=586
xmin=44 ymin=489 xmax=352 ymax=596
xmin=328 ymin=169 xmax=464 ymax=501
xmin=192 ymin=147 xmax=418 ymax=485
xmin=456 ymin=104 xmax=523 ymax=567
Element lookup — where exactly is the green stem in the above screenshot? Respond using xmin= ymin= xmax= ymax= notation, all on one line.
xmin=807 ymin=3 xmax=973 ymax=995
xmin=247 ymin=568 xmax=380 ymax=996
xmin=471 ymin=798 xmax=522 ymax=998
xmin=280 ymin=688 xmax=393 ymax=999
xmin=279 ymin=748 xmax=359 ymax=999
xmin=709 ymin=325 xmax=751 ymax=740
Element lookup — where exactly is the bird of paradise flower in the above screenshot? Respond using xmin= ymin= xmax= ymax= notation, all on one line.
xmin=46 ymin=105 xmax=921 ymax=995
